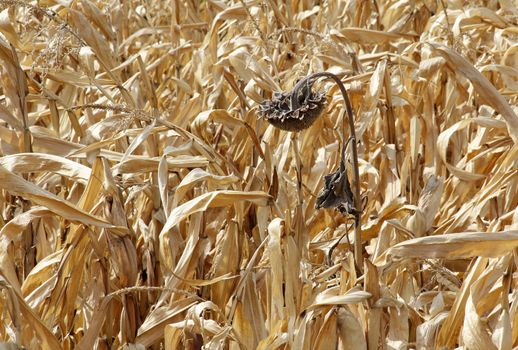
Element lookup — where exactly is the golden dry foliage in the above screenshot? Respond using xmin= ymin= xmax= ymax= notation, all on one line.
xmin=0 ymin=0 xmax=518 ymax=349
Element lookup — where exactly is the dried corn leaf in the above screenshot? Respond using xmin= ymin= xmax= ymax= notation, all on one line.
xmin=0 ymin=165 xmax=116 ymax=229
xmin=431 ymin=44 xmax=518 ymax=143
xmin=0 ymin=153 xmax=91 ymax=184
xmin=0 ymin=275 xmax=62 ymax=349
xmin=309 ymin=287 xmax=372 ymax=309
xmin=160 ymin=190 xmax=270 ymax=234
xmin=388 ymin=231 xmax=518 ymax=259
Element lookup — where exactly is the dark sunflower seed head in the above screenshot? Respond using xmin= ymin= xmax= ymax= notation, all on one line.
xmin=258 ymin=80 xmax=326 ymax=132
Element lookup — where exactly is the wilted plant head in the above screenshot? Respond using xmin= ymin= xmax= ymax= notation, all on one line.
xmin=260 ymin=70 xmax=364 ymax=268
xmin=315 ymin=144 xmax=356 ymax=216
xmin=258 ymin=77 xmax=326 ymax=132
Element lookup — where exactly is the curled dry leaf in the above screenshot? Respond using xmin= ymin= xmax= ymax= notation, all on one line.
xmin=387 ymin=231 xmax=518 ymax=259
xmin=308 ymin=287 xmax=372 ymax=309
xmin=0 ymin=165 xmax=117 ymax=229
xmin=160 ymin=190 xmax=271 ymax=235
xmin=431 ymin=43 xmax=518 ymax=143
xmin=0 ymin=153 xmax=92 ymax=184
xmin=315 ymin=149 xmax=356 ymax=215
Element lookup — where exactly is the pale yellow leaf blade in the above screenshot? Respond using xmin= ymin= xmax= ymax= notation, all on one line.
xmin=0 ymin=165 xmax=115 ymax=229
xmin=160 ymin=190 xmax=271 ymax=234
xmin=388 ymin=231 xmax=518 ymax=259
xmin=431 ymin=43 xmax=518 ymax=143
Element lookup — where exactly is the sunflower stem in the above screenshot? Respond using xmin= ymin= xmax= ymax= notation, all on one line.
xmin=292 ymin=72 xmax=363 ymax=271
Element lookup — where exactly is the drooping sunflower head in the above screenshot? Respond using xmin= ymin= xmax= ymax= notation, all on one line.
xmin=258 ymin=78 xmax=326 ymax=132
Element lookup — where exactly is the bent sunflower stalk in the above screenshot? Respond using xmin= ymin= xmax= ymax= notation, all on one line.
xmin=259 ymin=72 xmax=363 ymax=270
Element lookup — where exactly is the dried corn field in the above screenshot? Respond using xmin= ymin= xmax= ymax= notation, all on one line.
xmin=1 ymin=0 xmax=518 ymax=349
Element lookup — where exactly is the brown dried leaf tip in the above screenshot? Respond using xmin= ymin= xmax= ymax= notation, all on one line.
xmin=258 ymin=77 xmax=326 ymax=132
xmin=315 ymin=147 xmax=356 ymax=216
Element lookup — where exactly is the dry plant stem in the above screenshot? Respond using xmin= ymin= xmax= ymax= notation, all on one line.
xmin=327 ymin=137 xmax=355 ymax=264
xmin=383 ymin=62 xmax=399 ymax=177
xmin=292 ymin=72 xmax=363 ymax=269
xmin=8 ymin=43 xmax=31 ymax=153
xmin=291 ymin=133 xmax=303 ymax=205
xmin=439 ymin=0 xmax=455 ymax=46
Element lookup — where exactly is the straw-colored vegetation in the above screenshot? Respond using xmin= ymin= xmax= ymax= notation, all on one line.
xmin=0 ymin=0 xmax=517 ymax=349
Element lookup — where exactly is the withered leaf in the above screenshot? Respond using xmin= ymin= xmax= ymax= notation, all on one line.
xmin=315 ymin=152 xmax=356 ymax=215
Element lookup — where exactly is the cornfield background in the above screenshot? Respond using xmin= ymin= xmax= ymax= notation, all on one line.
xmin=0 ymin=0 xmax=517 ymax=349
